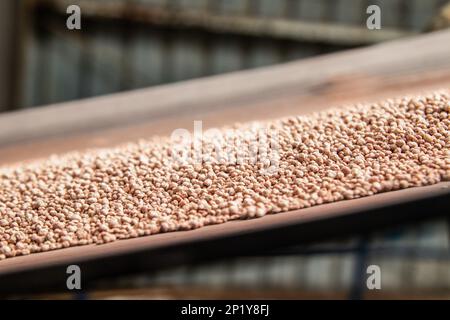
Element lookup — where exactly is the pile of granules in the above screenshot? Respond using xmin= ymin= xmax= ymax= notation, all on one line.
xmin=0 ymin=91 xmax=449 ymax=260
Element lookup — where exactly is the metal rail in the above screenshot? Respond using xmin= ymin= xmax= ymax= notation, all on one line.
xmin=34 ymin=0 xmax=416 ymax=46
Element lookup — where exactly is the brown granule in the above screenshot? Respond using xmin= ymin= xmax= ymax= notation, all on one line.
xmin=0 ymin=91 xmax=449 ymax=260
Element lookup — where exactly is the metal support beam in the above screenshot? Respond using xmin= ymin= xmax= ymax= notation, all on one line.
xmin=35 ymin=0 xmax=416 ymax=46
xmin=0 ymin=0 xmax=19 ymax=112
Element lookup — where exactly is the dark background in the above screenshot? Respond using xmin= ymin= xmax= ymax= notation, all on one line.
xmin=0 ymin=0 xmax=449 ymax=112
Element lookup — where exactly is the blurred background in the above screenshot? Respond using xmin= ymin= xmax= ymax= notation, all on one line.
xmin=0 ymin=0 xmax=449 ymax=299
xmin=1 ymin=0 xmax=450 ymax=112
